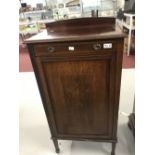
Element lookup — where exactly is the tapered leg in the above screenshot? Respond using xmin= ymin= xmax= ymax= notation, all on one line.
xmin=52 ymin=137 xmax=60 ymax=153
xmin=111 ymin=142 xmax=116 ymax=155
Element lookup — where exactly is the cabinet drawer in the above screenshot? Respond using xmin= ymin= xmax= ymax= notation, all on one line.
xmin=33 ymin=40 xmax=116 ymax=57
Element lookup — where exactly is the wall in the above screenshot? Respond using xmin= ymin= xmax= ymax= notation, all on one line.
xmin=124 ymin=0 xmax=135 ymax=11
xmin=117 ymin=0 xmax=125 ymax=9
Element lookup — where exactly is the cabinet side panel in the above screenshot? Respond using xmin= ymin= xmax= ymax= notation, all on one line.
xmin=112 ymin=39 xmax=124 ymax=139
xmin=27 ymin=44 xmax=58 ymax=137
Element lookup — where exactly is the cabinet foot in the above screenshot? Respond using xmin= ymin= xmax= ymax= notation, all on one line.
xmin=111 ymin=142 xmax=116 ymax=155
xmin=52 ymin=137 xmax=60 ymax=153
xmin=56 ymin=148 xmax=60 ymax=153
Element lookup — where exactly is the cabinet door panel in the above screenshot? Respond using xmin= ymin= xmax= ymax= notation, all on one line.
xmin=37 ymin=55 xmax=115 ymax=138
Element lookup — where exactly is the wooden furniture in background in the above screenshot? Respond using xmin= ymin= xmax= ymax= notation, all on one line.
xmin=25 ymin=17 xmax=125 ymax=155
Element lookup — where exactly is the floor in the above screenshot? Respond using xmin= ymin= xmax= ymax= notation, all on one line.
xmin=19 ymin=69 xmax=135 ymax=155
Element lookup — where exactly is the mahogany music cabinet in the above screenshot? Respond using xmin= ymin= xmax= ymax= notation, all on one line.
xmin=25 ymin=17 xmax=125 ymax=155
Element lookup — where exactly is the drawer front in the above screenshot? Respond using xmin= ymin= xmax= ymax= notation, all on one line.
xmin=33 ymin=40 xmax=116 ymax=56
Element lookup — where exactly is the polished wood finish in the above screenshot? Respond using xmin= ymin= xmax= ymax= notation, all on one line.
xmin=40 ymin=57 xmax=114 ymax=137
xmin=33 ymin=40 xmax=116 ymax=57
xmin=45 ymin=17 xmax=116 ymax=34
xmin=26 ymin=18 xmax=124 ymax=155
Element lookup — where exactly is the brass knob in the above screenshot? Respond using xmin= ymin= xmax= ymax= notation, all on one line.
xmin=93 ymin=43 xmax=101 ymax=51
xmin=47 ymin=47 xmax=55 ymax=52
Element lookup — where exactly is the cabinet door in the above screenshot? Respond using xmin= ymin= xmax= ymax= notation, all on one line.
xmin=36 ymin=54 xmax=116 ymax=139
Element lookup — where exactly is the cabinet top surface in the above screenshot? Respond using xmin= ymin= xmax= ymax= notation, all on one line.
xmin=25 ymin=28 xmax=125 ymax=44
xmin=24 ymin=18 xmax=125 ymax=44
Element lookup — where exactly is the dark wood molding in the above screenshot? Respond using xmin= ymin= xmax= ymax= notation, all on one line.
xmin=46 ymin=17 xmax=116 ymax=34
